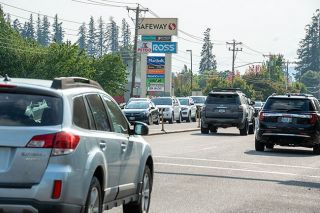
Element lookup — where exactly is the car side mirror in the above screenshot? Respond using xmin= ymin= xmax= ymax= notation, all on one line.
xmin=250 ymin=101 xmax=255 ymax=106
xmin=133 ymin=122 xmax=149 ymax=135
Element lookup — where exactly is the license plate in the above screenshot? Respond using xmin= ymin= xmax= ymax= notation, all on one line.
xmin=129 ymin=117 xmax=135 ymax=121
xmin=281 ymin=117 xmax=292 ymax=123
xmin=219 ymin=109 xmax=226 ymax=113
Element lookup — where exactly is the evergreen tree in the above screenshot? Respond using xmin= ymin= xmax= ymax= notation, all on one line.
xmin=87 ymin=16 xmax=96 ymax=57
xmin=36 ymin=14 xmax=42 ymax=44
xmin=21 ymin=22 xmax=28 ymax=38
xmin=96 ymin=16 xmax=106 ymax=57
xmin=12 ymin=19 xmax=22 ymax=34
xmin=77 ymin=23 xmax=87 ymax=50
xmin=106 ymin=17 xmax=119 ymax=53
xmin=199 ymin=28 xmax=217 ymax=74
xmin=297 ymin=9 xmax=320 ymax=76
xmin=26 ymin=14 xmax=35 ymax=40
xmin=41 ymin=16 xmax=50 ymax=46
xmin=52 ymin=14 xmax=63 ymax=44
xmin=5 ymin=13 xmax=11 ymax=25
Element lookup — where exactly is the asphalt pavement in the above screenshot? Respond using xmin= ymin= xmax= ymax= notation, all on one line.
xmin=108 ymin=127 xmax=320 ymax=213
xmin=147 ymin=120 xmax=200 ymax=135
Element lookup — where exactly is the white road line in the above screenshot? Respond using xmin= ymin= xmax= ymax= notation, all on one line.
xmin=155 ymin=162 xmax=320 ymax=179
xmin=155 ymin=156 xmax=320 ymax=170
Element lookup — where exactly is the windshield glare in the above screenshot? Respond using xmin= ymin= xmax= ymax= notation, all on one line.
xmin=152 ymin=98 xmax=172 ymax=106
xmin=126 ymin=102 xmax=149 ymax=109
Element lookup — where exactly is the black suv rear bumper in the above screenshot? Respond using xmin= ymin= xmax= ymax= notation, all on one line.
xmin=0 ymin=198 xmax=83 ymax=213
xmin=201 ymin=117 xmax=245 ymax=129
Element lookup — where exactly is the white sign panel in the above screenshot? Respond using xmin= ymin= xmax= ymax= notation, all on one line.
xmin=147 ymin=83 xmax=165 ymax=92
xmin=137 ymin=41 xmax=152 ymax=53
xmin=138 ymin=18 xmax=178 ymax=36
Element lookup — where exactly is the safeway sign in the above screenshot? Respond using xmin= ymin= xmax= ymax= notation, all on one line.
xmin=138 ymin=18 xmax=178 ymax=36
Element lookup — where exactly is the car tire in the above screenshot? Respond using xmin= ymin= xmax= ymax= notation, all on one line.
xmin=123 ymin=165 xmax=152 ymax=213
xmin=210 ymin=127 xmax=217 ymax=133
xmin=248 ymin=119 xmax=255 ymax=135
xmin=176 ymin=113 xmax=182 ymax=123
xmin=169 ymin=113 xmax=174 ymax=124
xmin=147 ymin=116 xmax=153 ymax=125
xmin=240 ymin=121 xmax=249 ymax=136
xmin=186 ymin=112 xmax=191 ymax=122
xmin=201 ymin=123 xmax=209 ymax=134
xmin=155 ymin=116 xmax=160 ymax=125
xmin=313 ymin=145 xmax=320 ymax=155
xmin=255 ymin=138 xmax=265 ymax=152
xmin=84 ymin=176 xmax=102 ymax=213
xmin=266 ymin=144 xmax=274 ymax=149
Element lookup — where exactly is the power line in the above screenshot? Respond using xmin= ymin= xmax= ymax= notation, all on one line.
xmin=226 ymin=40 xmax=242 ymax=86
xmin=94 ymin=0 xmax=137 ymax=5
xmin=242 ymin=43 xmax=266 ymax=55
xmin=72 ymin=0 xmax=128 ymax=8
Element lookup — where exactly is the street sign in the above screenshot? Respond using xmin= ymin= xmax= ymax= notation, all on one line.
xmin=138 ymin=18 xmax=178 ymax=36
xmin=137 ymin=41 xmax=152 ymax=53
xmin=147 ymin=69 xmax=165 ymax=74
xmin=147 ymin=56 xmax=165 ymax=65
xmin=152 ymin=42 xmax=177 ymax=54
xmin=147 ymin=83 xmax=164 ymax=92
xmin=147 ymin=78 xmax=165 ymax=84
xmin=148 ymin=65 xmax=165 ymax=70
xmin=142 ymin=36 xmax=172 ymax=42
xmin=147 ymin=74 xmax=165 ymax=78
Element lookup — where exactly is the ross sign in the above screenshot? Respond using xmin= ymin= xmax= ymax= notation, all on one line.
xmin=147 ymin=56 xmax=165 ymax=65
xmin=138 ymin=18 xmax=178 ymax=36
xmin=147 ymin=74 xmax=165 ymax=78
xmin=152 ymin=42 xmax=177 ymax=54
xmin=147 ymin=69 xmax=165 ymax=74
xmin=142 ymin=36 xmax=172 ymax=42
xmin=137 ymin=41 xmax=152 ymax=53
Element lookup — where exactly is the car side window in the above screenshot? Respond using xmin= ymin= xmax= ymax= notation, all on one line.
xmin=73 ymin=96 xmax=90 ymax=129
xmin=86 ymin=94 xmax=111 ymax=132
xmin=313 ymin=99 xmax=320 ymax=112
xmin=102 ymin=96 xmax=129 ymax=134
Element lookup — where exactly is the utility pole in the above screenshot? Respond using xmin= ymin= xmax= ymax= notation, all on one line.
xmin=186 ymin=49 xmax=193 ymax=95
xmin=127 ymin=4 xmax=148 ymax=98
xmin=263 ymin=54 xmax=275 ymax=80
xmin=226 ymin=40 xmax=242 ymax=87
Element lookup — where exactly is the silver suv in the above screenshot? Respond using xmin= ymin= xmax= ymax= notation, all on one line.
xmin=0 ymin=76 xmax=153 ymax=213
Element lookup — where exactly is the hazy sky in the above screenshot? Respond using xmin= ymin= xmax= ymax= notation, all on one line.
xmin=1 ymin=0 xmax=319 ymax=73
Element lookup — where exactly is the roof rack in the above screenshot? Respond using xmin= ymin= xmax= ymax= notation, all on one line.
xmin=51 ymin=77 xmax=103 ymax=90
xmin=210 ymin=88 xmax=243 ymax=93
xmin=286 ymin=93 xmax=314 ymax=97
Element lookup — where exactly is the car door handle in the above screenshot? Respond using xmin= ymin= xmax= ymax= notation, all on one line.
xmin=100 ymin=142 xmax=107 ymax=151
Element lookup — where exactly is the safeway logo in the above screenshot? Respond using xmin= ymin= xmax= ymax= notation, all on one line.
xmin=168 ymin=23 xmax=176 ymax=31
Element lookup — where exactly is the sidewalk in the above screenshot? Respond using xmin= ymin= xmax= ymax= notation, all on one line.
xmin=147 ymin=121 xmax=200 ymax=136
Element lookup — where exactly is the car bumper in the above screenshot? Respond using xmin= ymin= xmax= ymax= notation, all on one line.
xmin=202 ymin=117 xmax=244 ymax=128
xmin=125 ymin=115 xmax=148 ymax=123
xmin=0 ymin=198 xmax=83 ymax=213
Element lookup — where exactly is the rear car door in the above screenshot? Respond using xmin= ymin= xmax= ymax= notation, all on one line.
xmin=102 ymin=96 xmax=140 ymax=199
xmin=85 ymin=94 xmax=122 ymax=202
xmin=0 ymin=92 xmax=62 ymax=186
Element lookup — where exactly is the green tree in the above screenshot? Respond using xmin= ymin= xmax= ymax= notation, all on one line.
xmin=106 ymin=17 xmax=119 ymax=53
xmin=96 ymin=16 xmax=106 ymax=57
xmin=41 ymin=16 xmax=50 ymax=46
xmin=36 ymin=14 xmax=42 ymax=44
xmin=52 ymin=14 xmax=63 ymax=44
xmin=87 ymin=16 xmax=96 ymax=57
xmin=199 ymin=28 xmax=216 ymax=74
xmin=77 ymin=23 xmax=87 ymax=50
xmin=12 ymin=18 xmax=22 ymax=34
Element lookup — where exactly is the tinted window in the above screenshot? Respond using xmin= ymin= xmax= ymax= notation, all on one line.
xmin=206 ymin=94 xmax=239 ymax=104
xmin=152 ymin=98 xmax=172 ymax=106
xmin=103 ymin=96 xmax=128 ymax=134
xmin=126 ymin=101 xmax=149 ymax=109
xmin=0 ymin=93 xmax=62 ymax=126
xmin=73 ymin=96 xmax=90 ymax=129
xmin=264 ymin=98 xmax=315 ymax=111
xmin=86 ymin=94 xmax=111 ymax=131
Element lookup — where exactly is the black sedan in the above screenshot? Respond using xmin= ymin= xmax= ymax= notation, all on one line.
xmin=123 ymin=101 xmax=160 ymax=125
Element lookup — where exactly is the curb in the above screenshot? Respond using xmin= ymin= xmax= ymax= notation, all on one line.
xmin=147 ymin=128 xmax=200 ymax=136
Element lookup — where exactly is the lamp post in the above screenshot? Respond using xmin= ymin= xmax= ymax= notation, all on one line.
xmin=186 ymin=49 xmax=193 ymax=96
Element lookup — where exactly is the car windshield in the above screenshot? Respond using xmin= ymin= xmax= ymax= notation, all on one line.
xmin=0 ymin=93 xmax=62 ymax=126
xmin=206 ymin=94 xmax=239 ymax=104
xmin=178 ymin=99 xmax=189 ymax=105
xmin=264 ymin=98 xmax=315 ymax=112
xmin=126 ymin=101 xmax=149 ymax=109
xmin=152 ymin=98 xmax=172 ymax=106
xmin=191 ymin=97 xmax=206 ymax=104
xmin=255 ymin=102 xmax=263 ymax=107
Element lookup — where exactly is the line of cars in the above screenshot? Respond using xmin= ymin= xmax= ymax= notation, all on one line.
xmin=122 ymin=96 xmax=206 ymax=125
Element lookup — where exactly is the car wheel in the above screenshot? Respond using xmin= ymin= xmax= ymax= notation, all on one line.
xmin=147 ymin=116 xmax=153 ymax=125
xmin=313 ymin=145 xmax=320 ymax=155
xmin=85 ymin=177 xmax=102 ymax=213
xmin=123 ymin=165 xmax=152 ymax=213
xmin=186 ymin=112 xmax=191 ymax=122
xmin=255 ymin=138 xmax=265 ymax=152
xmin=169 ymin=113 xmax=174 ymax=124
xmin=240 ymin=121 xmax=249 ymax=136
xmin=201 ymin=123 xmax=209 ymax=134
xmin=210 ymin=127 xmax=217 ymax=133
xmin=155 ymin=116 xmax=160 ymax=125
xmin=248 ymin=119 xmax=255 ymax=134
xmin=176 ymin=113 xmax=182 ymax=123
xmin=266 ymin=144 xmax=274 ymax=149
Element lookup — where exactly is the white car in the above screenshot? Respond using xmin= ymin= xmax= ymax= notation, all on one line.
xmin=178 ymin=97 xmax=197 ymax=122
xmin=151 ymin=97 xmax=182 ymax=124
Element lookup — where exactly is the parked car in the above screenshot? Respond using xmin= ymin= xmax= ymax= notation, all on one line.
xmin=201 ymin=88 xmax=255 ymax=135
xmin=255 ymin=93 xmax=320 ymax=154
xmin=0 ymin=76 xmax=154 ymax=213
xmin=127 ymin=97 xmax=150 ymax=104
xmin=151 ymin=97 xmax=182 ymax=124
xmin=254 ymin=101 xmax=264 ymax=116
xmin=177 ymin=97 xmax=197 ymax=122
xmin=191 ymin=96 xmax=206 ymax=116
xmin=123 ymin=100 xmax=160 ymax=125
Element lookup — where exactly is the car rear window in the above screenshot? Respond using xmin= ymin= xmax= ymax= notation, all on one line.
xmin=0 ymin=93 xmax=63 ymax=126
xmin=206 ymin=94 xmax=239 ymax=104
xmin=264 ymin=98 xmax=315 ymax=112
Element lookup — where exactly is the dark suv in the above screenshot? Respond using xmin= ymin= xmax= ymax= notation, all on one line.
xmin=201 ymin=89 xmax=255 ymax=135
xmin=255 ymin=94 xmax=320 ymax=154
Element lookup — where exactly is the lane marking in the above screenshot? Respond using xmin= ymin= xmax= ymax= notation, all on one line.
xmin=155 ymin=156 xmax=320 ymax=170
xmin=155 ymin=162 xmax=320 ymax=179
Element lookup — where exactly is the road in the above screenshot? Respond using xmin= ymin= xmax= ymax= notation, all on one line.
xmin=108 ymin=128 xmax=320 ymax=213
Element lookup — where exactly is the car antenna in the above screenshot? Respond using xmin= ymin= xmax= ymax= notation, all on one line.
xmin=3 ymin=74 xmax=11 ymax=82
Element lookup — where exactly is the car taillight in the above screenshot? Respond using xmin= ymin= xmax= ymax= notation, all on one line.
xmin=259 ymin=112 xmax=264 ymax=121
xmin=309 ymin=114 xmax=318 ymax=124
xmin=0 ymin=83 xmax=16 ymax=88
xmin=27 ymin=132 xmax=80 ymax=156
